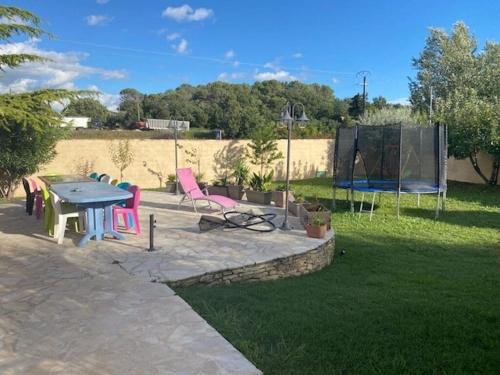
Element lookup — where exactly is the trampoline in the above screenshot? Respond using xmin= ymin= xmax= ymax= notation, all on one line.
xmin=333 ymin=124 xmax=447 ymax=220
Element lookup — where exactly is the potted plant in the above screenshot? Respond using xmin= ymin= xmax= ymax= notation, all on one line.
xmin=288 ymin=192 xmax=308 ymax=216
xmin=165 ymin=174 xmax=177 ymax=193
xmin=300 ymin=198 xmax=332 ymax=229
xmin=305 ymin=216 xmax=328 ymax=239
xmin=245 ymin=125 xmax=283 ymax=205
xmin=227 ymin=158 xmax=249 ymax=200
xmin=272 ymin=183 xmax=293 ymax=208
xmin=246 ymin=171 xmax=274 ymax=204
xmin=207 ymin=176 xmax=229 ymax=197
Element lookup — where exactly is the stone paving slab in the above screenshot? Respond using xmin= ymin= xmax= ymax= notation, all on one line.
xmin=0 ymin=201 xmax=261 ymax=375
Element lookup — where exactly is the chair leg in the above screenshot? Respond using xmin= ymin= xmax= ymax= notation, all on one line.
xmin=112 ymin=210 xmax=118 ymax=231
xmin=53 ymin=213 xmax=60 ymax=239
xmin=132 ymin=210 xmax=141 ymax=234
xmin=192 ymin=199 xmax=197 ymax=213
xmin=57 ymin=216 xmax=67 ymax=245
xmin=123 ymin=213 xmax=130 ymax=230
xmin=78 ymin=212 xmax=85 ymax=233
xmin=178 ymin=194 xmax=186 ymax=209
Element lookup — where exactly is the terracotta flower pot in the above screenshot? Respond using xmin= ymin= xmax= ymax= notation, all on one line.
xmin=305 ymin=224 xmax=327 ymax=239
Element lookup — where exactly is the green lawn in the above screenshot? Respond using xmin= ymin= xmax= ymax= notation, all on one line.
xmin=174 ymin=179 xmax=500 ymax=374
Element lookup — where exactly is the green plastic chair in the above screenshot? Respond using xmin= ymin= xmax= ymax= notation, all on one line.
xmin=89 ymin=172 xmax=99 ymax=180
xmin=40 ymin=186 xmax=55 ymax=236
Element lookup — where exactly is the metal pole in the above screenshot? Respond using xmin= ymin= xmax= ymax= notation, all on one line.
xmin=174 ymin=120 xmax=179 ymax=195
xmin=429 ymin=86 xmax=433 ymax=125
xmin=148 ymin=214 xmax=156 ymax=252
xmin=362 ymin=75 xmax=367 ymax=115
xmin=281 ymin=116 xmax=292 ymax=231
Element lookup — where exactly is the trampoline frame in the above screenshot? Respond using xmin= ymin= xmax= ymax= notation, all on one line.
xmin=332 ymin=123 xmax=448 ymax=220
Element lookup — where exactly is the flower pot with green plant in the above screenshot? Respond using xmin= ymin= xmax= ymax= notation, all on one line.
xmin=227 ymin=158 xmax=249 ymax=200
xmin=246 ymin=171 xmax=274 ymax=204
xmin=245 ymin=125 xmax=283 ymax=205
xmin=273 ymin=183 xmax=293 ymax=208
xmin=165 ymin=174 xmax=177 ymax=193
xmin=288 ymin=192 xmax=309 ymax=216
xmin=207 ymin=176 xmax=229 ymax=197
xmin=305 ymin=216 xmax=327 ymax=239
xmin=300 ymin=196 xmax=332 ymax=229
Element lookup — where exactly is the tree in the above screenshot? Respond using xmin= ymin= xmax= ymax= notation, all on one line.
xmin=371 ymin=96 xmax=388 ymax=110
xmin=359 ymin=107 xmax=425 ymax=126
xmin=109 ymin=140 xmax=134 ymax=182
xmin=118 ymin=88 xmax=144 ymax=127
xmin=63 ymin=98 xmax=109 ymax=125
xmin=409 ymin=22 xmax=499 ymax=184
xmin=348 ymin=94 xmax=365 ymax=119
xmin=246 ymin=125 xmax=283 ymax=178
xmin=0 ymin=6 xmax=81 ymax=197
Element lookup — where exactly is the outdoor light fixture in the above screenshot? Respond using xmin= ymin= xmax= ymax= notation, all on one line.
xmin=170 ymin=116 xmax=180 ymax=195
xmin=279 ymin=101 xmax=308 ymax=230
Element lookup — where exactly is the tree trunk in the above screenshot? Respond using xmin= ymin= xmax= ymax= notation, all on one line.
xmin=489 ymin=159 xmax=499 ymax=185
xmin=468 ymin=152 xmax=490 ymax=184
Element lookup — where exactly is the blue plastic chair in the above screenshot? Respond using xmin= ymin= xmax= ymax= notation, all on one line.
xmin=89 ymin=172 xmax=99 ymax=180
xmin=117 ymin=182 xmax=131 ymax=190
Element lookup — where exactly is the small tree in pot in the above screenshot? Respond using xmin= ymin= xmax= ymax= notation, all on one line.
xmin=227 ymin=158 xmax=249 ymax=200
xmin=245 ymin=125 xmax=283 ymax=205
xmin=288 ymin=192 xmax=309 ymax=216
xmin=165 ymin=174 xmax=177 ymax=193
xmin=305 ymin=216 xmax=328 ymax=239
xmin=207 ymin=176 xmax=229 ymax=197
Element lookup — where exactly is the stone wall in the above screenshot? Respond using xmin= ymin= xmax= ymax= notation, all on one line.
xmin=14 ymin=137 xmax=497 ymax=196
xmin=169 ymin=236 xmax=335 ymax=287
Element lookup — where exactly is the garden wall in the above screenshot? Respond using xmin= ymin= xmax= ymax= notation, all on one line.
xmin=16 ymin=138 xmax=497 ymax=196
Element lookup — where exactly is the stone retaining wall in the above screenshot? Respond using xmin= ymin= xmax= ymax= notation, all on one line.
xmin=169 ymin=235 xmax=335 ymax=287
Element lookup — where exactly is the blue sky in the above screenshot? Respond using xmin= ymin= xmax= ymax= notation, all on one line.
xmin=2 ymin=0 xmax=499 ymax=108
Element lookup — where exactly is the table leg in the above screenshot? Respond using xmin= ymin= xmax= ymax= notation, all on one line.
xmin=104 ymin=204 xmax=125 ymax=241
xmin=78 ymin=207 xmax=96 ymax=247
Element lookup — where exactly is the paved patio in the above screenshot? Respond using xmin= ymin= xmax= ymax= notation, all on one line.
xmin=0 ymin=191 xmax=333 ymax=374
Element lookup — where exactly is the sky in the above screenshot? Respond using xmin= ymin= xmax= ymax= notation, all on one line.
xmin=1 ymin=0 xmax=499 ymax=110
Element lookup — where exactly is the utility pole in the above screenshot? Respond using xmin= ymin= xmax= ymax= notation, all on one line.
xmin=356 ymin=71 xmax=370 ymax=116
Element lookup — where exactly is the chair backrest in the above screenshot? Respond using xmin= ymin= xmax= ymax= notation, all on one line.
xmin=29 ymin=178 xmax=39 ymax=192
xmin=49 ymin=191 xmax=62 ymax=214
xmin=101 ymin=175 xmax=112 ymax=184
xmin=89 ymin=172 xmax=99 ymax=180
xmin=117 ymin=182 xmax=131 ymax=190
xmin=22 ymin=178 xmax=31 ymax=195
xmin=98 ymin=173 xmax=107 ymax=181
xmin=110 ymin=178 xmax=118 ymax=186
xmin=126 ymin=185 xmax=140 ymax=209
xmin=177 ymin=168 xmax=203 ymax=198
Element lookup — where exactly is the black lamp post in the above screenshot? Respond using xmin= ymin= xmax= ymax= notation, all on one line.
xmin=170 ymin=116 xmax=180 ymax=195
xmin=279 ymin=101 xmax=308 ymax=230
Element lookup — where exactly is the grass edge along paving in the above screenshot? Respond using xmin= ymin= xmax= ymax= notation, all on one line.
xmin=175 ymin=178 xmax=500 ymax=374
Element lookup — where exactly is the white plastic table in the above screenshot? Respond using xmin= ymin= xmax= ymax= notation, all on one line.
xmin=50 ymin=182 xmax=132 ymax=247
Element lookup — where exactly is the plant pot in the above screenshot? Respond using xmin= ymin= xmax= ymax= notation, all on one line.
xmin=227 ymin=185 xmax=245 ymax=200
xmin=207 ymin=185 xmax=229 ymax=197
xmin=246 ymin=190 xmax=272 ymax=205
xmin=165 ymin=181 xmax=176 ymax=193
xmin=300 ymin=203 xmax=332 ymax=230
xmin=272 ymin=190 xmax=290 ymax=208
xmin=288 ymin=200 xmax=308 ymax=216
xmin=305 ymin=224 xmax=327 ymax=239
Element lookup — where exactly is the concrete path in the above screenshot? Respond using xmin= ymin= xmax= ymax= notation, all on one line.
xmin=0 ymin=200 xmax=261 ymax=375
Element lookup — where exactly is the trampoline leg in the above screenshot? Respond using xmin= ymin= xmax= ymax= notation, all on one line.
xmin=396 ymin=192 xmax=401 ymax=220
xmin=435 ymin=191 xmax=441 ymax=219
xmin=442 ymin=190 xmax=447 ymax=212
xmin=332 ymin=187 xmax=336 ymax=211
xmin=369 ymin=193 xmax=376 ymax=221
xmin=378 ymin=192 xmax=382 ymax=204
xmin=350 ymin=189 xmax=355 ymax=213
xmin=359 ymin=193 xmax=365 ymax=217
xmin=417 ymin=193 xmax=421 ymax=207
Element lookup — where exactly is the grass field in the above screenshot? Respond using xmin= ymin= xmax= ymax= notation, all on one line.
xmin=175 ymin=179 xmax=500 ymax=374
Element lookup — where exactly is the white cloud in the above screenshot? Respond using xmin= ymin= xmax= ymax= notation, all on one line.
xmin=225 ymin=49 xmax=235 ymax=59
xmin=87 ymin=84 xmax=120 ymax=111
xmin=0 ymin=39 xmax=126 ymax=94
xmin=172 ymin=38 xmax=189 ymax=54
xmin=332 ymin=77 xmax=339 ymax=84
xmin=96 ymin=0 xmax=110 ymax=4
xmin=217 ymin=72 xmax=246 ymax=82
xmin=166 ymin=32 xmax=181 ymax=41
xmin=292 ymin=52 xmax=303 ymax=58
xmin=254 ymin=70 xmax=297 ymax=82
xmin=162 ymin=4 xmax=214 ymax=22
xmin=388 ymin=97 xmax=411 ymax=105
xmin=85 ymin=14 xmax=112 ymax=26
xmin=232 ymin=60 xmax=240 ymax=67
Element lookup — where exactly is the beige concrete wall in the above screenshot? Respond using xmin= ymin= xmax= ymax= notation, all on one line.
xmin=17 ymin=138 xmax=496 ymax=196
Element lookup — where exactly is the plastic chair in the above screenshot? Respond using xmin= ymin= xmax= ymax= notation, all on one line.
xmin=40 ymin=186 xmax=55 ymax=236
xmin=30 ymin=179 xmax=43 ymax=220
xmin=89 ymin=172 xmax=99 ymax=180
xmin=98 ymin=173 xmax=107 ymax=181
xmin=113 ymin=185 xmax=141 ymax=235
xmin=101 ymin=175 xmax=112 ymax=184
xmin=50 ymin=191 xmax=85 ymax=245
xmin=22 ymin=178 xmax=35 ymax=215
xmin=117 ymin=182 xmax=131 ymax=190
xmin=110 ymin=178 xmax=118 ymax=186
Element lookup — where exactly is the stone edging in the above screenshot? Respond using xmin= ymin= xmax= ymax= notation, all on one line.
xmin=168 ymin=235 xmax=335 ymax=287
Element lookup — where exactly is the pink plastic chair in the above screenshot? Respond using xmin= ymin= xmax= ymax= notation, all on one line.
xmin=177 ymin=168 xmax=237 ymax=212
xmin=112 ymin=185 xmax=141 ymax=234
xmin=30 ymin=178 xmax=43 ymax=220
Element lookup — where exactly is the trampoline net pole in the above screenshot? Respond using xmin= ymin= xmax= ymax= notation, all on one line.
xmin=332 ymin=127 xmax=340 ymax=211
xmin=397 ymin=123 xmax=403 ymax=219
